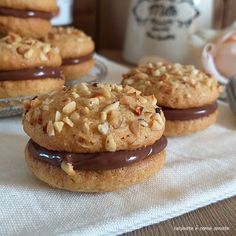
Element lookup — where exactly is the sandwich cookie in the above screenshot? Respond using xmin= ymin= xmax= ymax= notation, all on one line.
xmin=23 ymin=83 xmax=167 ymax=192
xmin=44 ymin=27 xmax=95 ymax=80
xmin=122 ymin=62 xmax=220 ymax=136
xmin=0 ymin=33 xmax=64 ymax=99
xmin=0 ymin=0 xmax=58 ymax=38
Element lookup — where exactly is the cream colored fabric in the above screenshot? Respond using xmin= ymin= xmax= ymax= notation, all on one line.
xmin=0 ymin=55 xmax=235 ymax=236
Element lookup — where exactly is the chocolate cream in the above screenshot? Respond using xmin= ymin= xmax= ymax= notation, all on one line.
xmin=0 ymin=7 xmax=55 ymax=20
xmin=0 ymin=67 xmax=63 ymax=81
xmin=162 ymin=102 xmax=217 ymax=121
xmin=28 ymin=136 xmax=167 ymax=171
xmin=62 ymin=53 xmax=93 ymax=66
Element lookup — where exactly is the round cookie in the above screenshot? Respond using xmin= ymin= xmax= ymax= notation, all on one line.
xmin=122 ymin=62 xmax=221 ymax=136
xmin=23 ymin=83 xmax=167 ymax=192
xmin=0 ymin=0 xmax=58 ymax=38
xmin=43 ymin=27 xmax=95 ymax=80
xmin=0 ymin=33 xmax=64 ymax=99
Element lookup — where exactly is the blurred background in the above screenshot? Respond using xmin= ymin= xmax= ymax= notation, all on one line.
xmin=54 ymin=0 xmax=236 ymax=73
xmin=73 ymin=0 xmax=236 ymax=51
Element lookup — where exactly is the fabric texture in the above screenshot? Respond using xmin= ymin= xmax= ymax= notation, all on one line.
xmin=0 ymin=55 xmax=235 ymax=236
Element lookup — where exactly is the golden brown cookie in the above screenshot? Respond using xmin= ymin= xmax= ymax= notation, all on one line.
xmin=0 ymin=0 xmax=58 ymax=38
xmin=44 ymin=27 xmax=95 ymax=80
xmin=122 ymin=62 xmax=221 ymax=136
xmin=23 ymin=83 xmax=167 ymax=192
xmin=0 ymin=33 xmax=64 ymax=99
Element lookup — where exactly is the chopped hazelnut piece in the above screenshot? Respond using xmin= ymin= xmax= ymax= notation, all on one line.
xmin=151 ymin=120 xmax=163 ymax=131
xmin=129 ymin=121 xmax=141 ymax=135
xmin=77 ymin=83 xmax=91 ymax=96
xmin=70 ymin=112 xmax=80 ymax=122
xmin=47 ymin=121 xmax=55 ymax=136
xmin=54 ymin=121 xmax=64 ymax=133
xmin=102 ymin=101 xmax=120 ymax=113
xmin=100 ymin=112 xmax=107 ymax=122
xmin=82 ymin=123 xmax=90 ymax=134
xmin=61 ymin=162 xmax=75 ymax=176
xmin=62 ymin=101 xmax=76 ymax=114
xmin=39 ymin=52 xmax=48 ymax=61
xmin=98 ymin=122 xmax=109 ymax=135
xmin=71 ymin=91 xmax=80 ymax=99
xmin=63 ymin=117 xmax=74 ymax=127
xmin=23 ymin=49 xmax=33 ymax=59
xmin=105 ymin=134 xmax=117 ymax=152
xmin=55 ymin=111 xmax=61 ymax=122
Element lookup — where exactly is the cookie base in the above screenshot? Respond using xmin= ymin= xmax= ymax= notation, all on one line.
xmin=164 ymin=110 xmax=218 ymax=136
xmin=0 ymin=78 xmax=64 ymax=98
xmin=0 ymin=16 xmax=51 ymax=38
xmin=62 ymin=59 xmax=95 ymax=80
xmin=25 ymin=144 xmax=166 ymax=192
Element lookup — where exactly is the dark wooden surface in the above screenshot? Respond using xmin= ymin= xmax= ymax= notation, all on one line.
xmin=123 ymin=196 xmax=236 ymax=236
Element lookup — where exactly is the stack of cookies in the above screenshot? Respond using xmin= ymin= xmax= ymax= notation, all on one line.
xmin=0 ymin=0 xmax=95 ymax=103
xmin=23 ymin=84 xmax=167 ymax=192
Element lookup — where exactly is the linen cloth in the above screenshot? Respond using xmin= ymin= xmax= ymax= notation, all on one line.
xmin=0 ymin=55 xmax=235 ymax=236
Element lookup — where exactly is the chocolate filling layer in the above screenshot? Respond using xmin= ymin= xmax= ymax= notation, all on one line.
xmin=62 ymin=53 xmax=93 ymax=66
xmin=0 ymin=67 xmax=63 ymax=81
xmin=0 ymin=7 xmax=55 ymax=20
xmin=162 ymin=102 xmax=217 ymax=121
xmin=28 ymin=136 xmax=167 ymax=171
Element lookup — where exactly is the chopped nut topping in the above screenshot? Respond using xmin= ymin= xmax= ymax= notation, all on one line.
xmin=102 ymin=101 xmax=120 ymax=113
xmin=153 ymin=69 xmax=161 ymax=77
xmin=62 ymin=101 xmax=76 ymax=114
xmin=17 ymin=45 xmax=29 ymax=55
xmin=54 ymin=121 xmax=64 ymax=133
xmin=63 ymin=117 xmax=74 ymax=127
xmin=71 ymin=91 xmax=80 ymax=99
xmin=120 ymin=96 xmax=135 ymax=105
xmin=109 ymin=110 xmax=123 ymax=129
xmin=100 ymin=87 xmax=111 ymax=98
xmin=52 ymin=47 xmax=60 ymax=54
xmin=129 ymin=121 xmax=141 ymax=135
xmin=42 ymin=105 xmax=49 ymax=111
xmin=77 ymin=83 xmax=91 ymax=96
xmin=151 ymin=120 xmax=163 ymax=131
xmin=61 ymin=162 xmax=75 ymax=176
xmin=55 ymin=111 xmax=61 ymax=122
xmin=39 ymin=52 xmax=48 ymax=61
xmin=47 ymin=121 xmax=55 ymax=136
xmin=153 ymin=113 xmax=164 ymax=126
xmin=100 ymin=112 xmax=107 ymax=122
xmin=105 ymin=134 xmax=117 ymax=152
xmin=98 ymin=122 xmax=109 ymax=135
xmin=84 ymin=98 xmax=100 ymax=107
xmin=81 ymin=107 xmax=90 ymax=115
xmin=70 ymin=112 xmax=80 ymax=122
xmin=43 ymin=44 xmax=51 ymax=54
xmin=82 ymin=122 xmax=90 ymax=134
xmin=134 ymin=106 xmax=144 ymax=116
xmin=23 ymin=49 xmax=33 ymax=59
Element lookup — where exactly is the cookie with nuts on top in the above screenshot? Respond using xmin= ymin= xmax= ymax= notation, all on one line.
xmin=43 ymin=27 xmax=95 ymax=80
xmin=0 ymin=0 xmax=58 ymax=38
xmin=0 ymin=33 xmax=64 ymax=99
xmin=23 ymin=83 xmax=167 ymax=192
xmin=122 ymin=62 xmax=221 ymax=136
